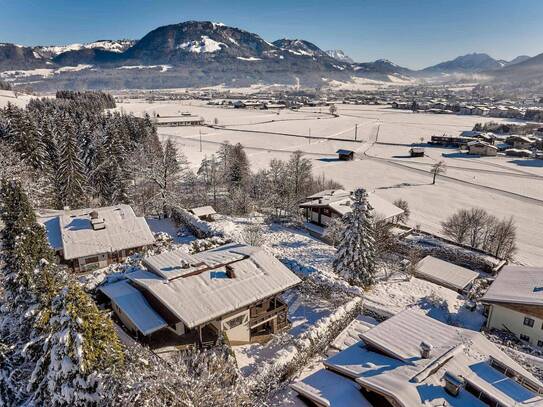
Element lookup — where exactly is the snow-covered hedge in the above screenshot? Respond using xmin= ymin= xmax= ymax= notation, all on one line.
xmin=249 ymin=297 xmax=364 ymax=398
xmin=189 ymin=236 xmax=232 ymax=254
xmin=170 ymin=206 xmax=224 ymax=239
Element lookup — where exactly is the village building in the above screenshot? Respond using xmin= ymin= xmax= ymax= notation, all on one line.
xmin=336 ymin=149 xmax=354 ymax=161
xmin=38 ymin=204 xmax=155 ymax=272
xmin=99 ymin=244 xmax=301 ymax=348
xmin=291 ymin=309 xmax=543 ymax=406
xmin=482 ymin=266 xmax=543 ymax=347
xmin=189 ymin=205 xmax=217 ymax=221
xmin=507 ymin=135 xmax=537 ymax=150
xmin=299 ymin=189 xmax=404 ymax=237
xmin=414 ymin=255 xmax=479 ymax=293
xmin=467 ymin=140 xmax=499 ymax=156
xmin=154 ymin=115 xmax=204 ymax=126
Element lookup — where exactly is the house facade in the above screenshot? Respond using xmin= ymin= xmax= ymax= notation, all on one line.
xmin=299 ymin=189 xmax=404 ymax=237
xmin=100 ymin=244 xmax=301 ymax=348
xmin=467 ymin=140 xmax=498 ymax=156
xmin=482 ymin=266 xmax=543 ymax=347
xmin=38 ymin=204 xmax=155 ymax=272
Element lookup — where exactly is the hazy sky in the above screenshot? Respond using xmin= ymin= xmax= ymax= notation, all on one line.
xmin=1 ymin=0 xmax=542 ymax=69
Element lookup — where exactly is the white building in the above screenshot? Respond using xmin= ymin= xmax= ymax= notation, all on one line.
xmin=482 ymin=266 xmax=543 ymax=346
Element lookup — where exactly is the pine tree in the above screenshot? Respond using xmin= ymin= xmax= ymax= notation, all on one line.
xmin=29 ymin=275 xmax=123 ymax=406
xmin=333 ymin=188 xmax=376 ymax=287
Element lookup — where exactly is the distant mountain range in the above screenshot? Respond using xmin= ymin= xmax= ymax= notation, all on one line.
xmin=0 ymin=21 xmax=541 ymax=90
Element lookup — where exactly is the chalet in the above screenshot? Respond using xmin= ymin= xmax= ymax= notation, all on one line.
xmin=414 ymin=255 xmax=479 ymax=293
xmin=299 ymin=189 xmax=404 ymax=237
xmin=336 ymin=149 xmax=354 ymax=161
xmin=291 ymin=310 xmax=543 ymax=406
xmin=482 ymin=266 xmax=543 ymax=347
xmin=100 ymin=244 xmax=301 ymax=347
xmin=155 ymin=115 xmax=204 ymax=126
xmin=189 ymin=205 xmax=217 ymax=221
xmin=467 ymin=140 xmax=498 ymax=156
xmin=505 ymin=148 xmax=533 ymax=158
xmin=38 ymin=205 xmax=155 ymax=272
xmin=409 ymin=147 xmax=425 ymax=157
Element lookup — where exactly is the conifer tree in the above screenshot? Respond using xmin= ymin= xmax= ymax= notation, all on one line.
xmin=58 ymin=115 xmax=87 ymax=208
xmin=333 ymin=188 xmax=377 ymax=287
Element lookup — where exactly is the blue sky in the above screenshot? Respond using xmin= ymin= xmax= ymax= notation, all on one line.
xmin=1 ymin=0 xmax=542 ymax=69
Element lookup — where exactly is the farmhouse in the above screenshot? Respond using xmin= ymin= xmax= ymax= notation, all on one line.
xmin=291 ymin=310 xmax=543 ymax=406
xmin=299 ymin=189 xmax=403 ymax=237
xmin=100 ymin=244 xmax=301 ymax=347
xmin=507 ymin=135 xmax=537 ymax=150
xmin=467 ymin=140 xmax=498 ymax=156
xmin=482 ymin=266 xmax=543 ymax=347
xmin=155 ymin=115 xmax=204 ymax=126
xmin=38 ymin=204 xmax=155 ymax=272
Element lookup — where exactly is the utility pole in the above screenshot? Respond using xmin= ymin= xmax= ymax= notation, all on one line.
xmin=199 ymin=129 xmax=202 ymax=152
xmin=308 ymin=128 xmax=311 ymax=144
xmin=354 ymin=124 xmax=358 ymax=141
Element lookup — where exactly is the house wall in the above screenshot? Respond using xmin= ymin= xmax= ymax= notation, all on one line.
xmin=469 ymin=145 xmax=497 ymax=156
xmin=112 ymin=302 xmax=139 ymax=335
xmin=487 ymin=304 xmax=543 ymax=346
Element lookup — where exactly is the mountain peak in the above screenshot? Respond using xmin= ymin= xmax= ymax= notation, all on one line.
xmin=326 ymin=49 xmax=354 ymax=63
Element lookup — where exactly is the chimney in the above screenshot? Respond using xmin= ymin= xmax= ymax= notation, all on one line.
xmin=226 ymin=264 xmax=236 ymax=278
xmin=90 ymin=211 xmax=106 ymax=230
xmin=420 ymin=341 xmax=433 ymax=359
xmin=443 ymin=371 xmax=464 ymax=397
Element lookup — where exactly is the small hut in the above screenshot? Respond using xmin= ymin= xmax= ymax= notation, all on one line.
xmin=336 ymin=149 xmax=354 ymax=161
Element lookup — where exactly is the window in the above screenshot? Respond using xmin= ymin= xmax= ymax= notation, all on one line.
xmin=537 ymin=340 xmax=543 ymax=348
xmin=520 ymin=334 xmax=530 ymax=342
xmin=524 ymin=317 xmax=535 ymax=327
xmin=225 ymin=315 xmax=246 ymax=330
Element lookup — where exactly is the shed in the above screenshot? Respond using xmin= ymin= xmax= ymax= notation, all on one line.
xmin=189 ymin=205 xmax=217 ymax=221
xmin=336 ymin=149 xmax=354 ymax=161
xmin=414 ymin=255 xmax=479 ymax=292
xmin=409 ymin=147 xmax=425 ymax=157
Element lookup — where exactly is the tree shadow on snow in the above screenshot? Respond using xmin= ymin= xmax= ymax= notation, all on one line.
xmin=509 ymin=159 xmax=543 ymax=168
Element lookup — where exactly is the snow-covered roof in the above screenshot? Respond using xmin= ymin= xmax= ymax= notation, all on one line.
xmin=37 ymin=215 xmax=63 ymax=251
xmin=131 ymin=244 xmax=301 ymax=328
xmin=290 ymin=368 xmax=373 ymax=407
xmin=482 ymin=266 xmax=543 ymax=306
xmin=48 ymin=205 xmax=155 ymax=260
xmin=189 ymin=205 xmax=217 ymax=217
xmin=336 ymin=149 xmax=354 ymax=155
xmin=415 ymin=255 xmax=479 ymax=292
xmin=99 ymin=280 xmax=168 ymax=335
xmin=329 ymin=314 xmax=378 ymax=352
xmin=300 ymin=189 xmax=404 ymax=221
xmin=319 ymin=310 xmax=543 ymax=407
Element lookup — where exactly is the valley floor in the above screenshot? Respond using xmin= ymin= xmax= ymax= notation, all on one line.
xmin=116 ymin=100 xmax=543 ymax=265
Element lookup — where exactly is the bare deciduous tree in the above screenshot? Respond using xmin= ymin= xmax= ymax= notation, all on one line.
xmin=393 ymin=198 xmax=410 ymax=223
xmin=430 ymin=161 xmax=446 ymax=184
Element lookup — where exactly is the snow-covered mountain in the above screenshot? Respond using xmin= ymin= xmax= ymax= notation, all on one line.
xmin=421 ymin=53 xmax=504 ymax=74
xmin=34 ymin=40 xmax=135 ymax=58
xmin=326 ymin=49 xmax=354 ymax=64
xmin=272 ymin=39 xmax=329 ymax=58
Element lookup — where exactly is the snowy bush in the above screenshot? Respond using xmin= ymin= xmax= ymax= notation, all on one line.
xmin=170 ymin=206 xmax=225 ymax=239
xmin=241 ymin=224 xmax=265 ymax=246
xmin=189 ymin=236 xmax=231 ymax=254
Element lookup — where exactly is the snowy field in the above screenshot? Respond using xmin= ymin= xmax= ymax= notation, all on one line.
xmin=116 ymin=100 xmax=543 ymax=266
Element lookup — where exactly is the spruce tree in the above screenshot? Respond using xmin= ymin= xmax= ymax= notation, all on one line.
xmin=332 ymin=188 xmax=377 ymax=287
xmin=58 ymin=115 xmax=87 ymax=208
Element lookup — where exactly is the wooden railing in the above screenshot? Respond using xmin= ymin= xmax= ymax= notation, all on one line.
xmin=250 ymin=302 xmax=288 ymax=329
